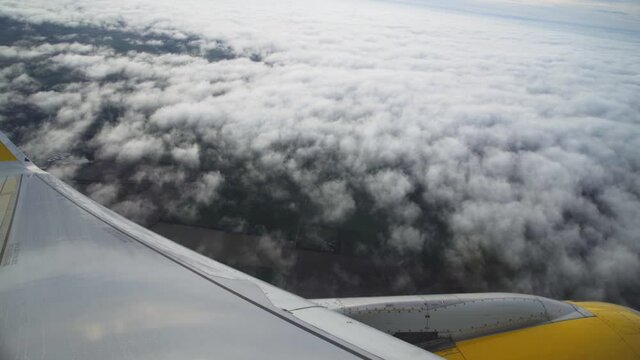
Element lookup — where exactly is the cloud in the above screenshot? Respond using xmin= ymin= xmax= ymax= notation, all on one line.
xmin=86 ymin=182 xmax=120 ymax=205
xmin=0 ymin=0 xmax=639 ymax=306
xmin=189 ymin=171 xmax=224 ymax=205
xmin=171 ymin=143 xmax=200 ymax=168
xmin=310 ymin=180 xmax=356 ymax=223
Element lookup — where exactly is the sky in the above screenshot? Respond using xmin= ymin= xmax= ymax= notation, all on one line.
xmin=0 ymin=0 xmax=639 ymax=306
xmin=400 ymin=0 xmax=640 ymax=35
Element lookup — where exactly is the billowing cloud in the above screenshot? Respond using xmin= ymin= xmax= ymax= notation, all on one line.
xmin=0 ymin=0 xmax=639 ymax=306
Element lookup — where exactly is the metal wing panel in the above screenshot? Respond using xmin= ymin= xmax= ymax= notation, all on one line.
xmin=0 ymin=171 xmax=375 ymax=360
xmin=0 ymin=131 xmax=441 ymax=360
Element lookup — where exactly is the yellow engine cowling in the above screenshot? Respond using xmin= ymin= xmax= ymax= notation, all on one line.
xmin=436 ymin=301 xmax=640 ymax=360
xmin=313 ymin=293 xmax=639 ymax=359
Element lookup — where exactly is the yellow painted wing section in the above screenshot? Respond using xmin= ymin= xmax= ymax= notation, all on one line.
xmin=0 ymin=142 xmax=16 ymax=161
xmin=436 ymin=302 xmax=640 ymax=360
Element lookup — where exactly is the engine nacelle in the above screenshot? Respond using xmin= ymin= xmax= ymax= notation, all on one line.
xmin=312 ymin=293 xmax=592 ymax=350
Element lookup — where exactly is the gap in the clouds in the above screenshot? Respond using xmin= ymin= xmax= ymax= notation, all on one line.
xmin=0 ymin=40 xmax=87 ymax=145
xmin=0 ymin=14 xmax=250 ymax=153
xmin=0 ymin=16 xmax=237 ymax=62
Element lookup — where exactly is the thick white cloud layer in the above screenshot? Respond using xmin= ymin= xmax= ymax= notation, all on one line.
xmin=0 ymin=0 xmax=639 ymax=304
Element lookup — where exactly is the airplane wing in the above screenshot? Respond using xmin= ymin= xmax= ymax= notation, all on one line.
xmin=0 ymin=132 xmax=441 ymax=360
xmin=3 ymin=131 xmax=639 ymax=360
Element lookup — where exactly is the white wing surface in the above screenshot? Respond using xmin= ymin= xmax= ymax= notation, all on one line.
xmin=0 ymin=132 xmax=440 ymax=360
